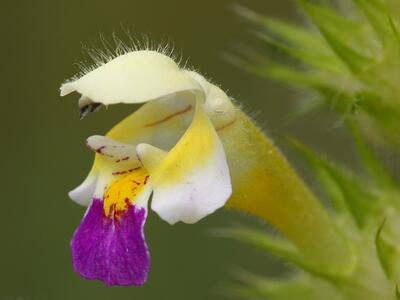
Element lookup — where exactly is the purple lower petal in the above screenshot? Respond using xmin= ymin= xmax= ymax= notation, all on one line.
xmin=71 ymin=198 xmax=150 ymax=286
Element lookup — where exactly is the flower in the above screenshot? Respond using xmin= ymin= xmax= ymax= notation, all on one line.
xmin=61 ymin=48 xmax=352 ymax=287
xmin=60 ymin=50 xmax=234 ymax=286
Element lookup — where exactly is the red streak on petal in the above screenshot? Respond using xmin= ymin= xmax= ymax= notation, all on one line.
xmin=216 ymin=117 xmax=237 ymax=132
xmin=144 ymin=105 xmax=192 ymax=127
xmin=112 ymin=171 xmax=128 ymax=176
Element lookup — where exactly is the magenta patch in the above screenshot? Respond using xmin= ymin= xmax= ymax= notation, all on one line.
xmin=70 ymin=198 xmax=150 ymax=286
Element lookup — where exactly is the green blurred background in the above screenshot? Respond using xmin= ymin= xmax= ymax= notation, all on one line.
xmin=1 ymin=0 xmax=354 ymax=299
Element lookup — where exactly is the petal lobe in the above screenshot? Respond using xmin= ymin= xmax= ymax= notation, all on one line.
xmin=71 ymin=199 xmax=150 ymax=286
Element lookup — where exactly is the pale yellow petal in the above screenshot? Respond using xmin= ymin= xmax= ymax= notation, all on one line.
xmin=137 ymin=101 xmax=232 ymax=224
xmin=60 ymin=51 xmax=203 ymax=105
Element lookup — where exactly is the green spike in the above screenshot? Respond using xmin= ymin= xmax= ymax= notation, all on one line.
xmin=298 ymin=0 xmax=374 ymax=75
xmin=352 ymin=0 xmax=390 ymax=45
xmin=375 ymin=219 xmax=397 ymax=279
xmin=396 ymin=285 xmax=400 ymax=300
xmin=287 ymin=138 xmax=349 ymax=215
xmin=256 ymin=65 xmax=348 ymax=99
xmin=347 ymin=121 xmax=395 ymax=189
xmin=223 ymin=52 xmax=255 ymax=74
xmin=289 ymin=138 xmax=378 ymax=228
xmin=257 ymin=64 xmax=360 ymax=114
xmin=317 ymin=27 xmax=372 ymax=75
xmin=298 ymin=0 xmax=361 ymax=36
xmin=321 ymin=159 xmax=378 ymax=227
xmin=389 ymin=16 xmax=400 ymax=42
xmin=256 ymin=32 xmax=343 ymax=73
xmin=249 ymin=16 xmax=344 ymax=73
xmin=256 ymin=17 xmax=325 ymax=50
xmin=236 ymin=4 xmax=363 ymax=75
xmin=217 ymin=227 xmax=355 ymax=281
xmin=215 ymin=227 xmax=302 ymax=264
xmin=231 ymin=274 xmax=338 ymax=300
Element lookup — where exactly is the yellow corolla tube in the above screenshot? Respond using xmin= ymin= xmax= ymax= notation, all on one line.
xmin=61 ymin=49 xmax=353 ymax=286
